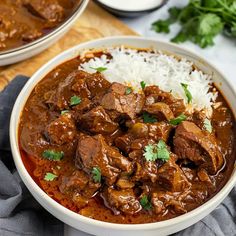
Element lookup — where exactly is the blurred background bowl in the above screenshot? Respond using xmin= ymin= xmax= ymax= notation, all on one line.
xmin=0 ymin=0 xmax=89 ymax=66
xmin=94 ymin=0 xmax=168 ymax=17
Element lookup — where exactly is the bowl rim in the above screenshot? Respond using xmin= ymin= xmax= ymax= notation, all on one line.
xmin=0 ymin=0 xmax=89 ymax=57
xmin=10 ymin=36 xmax=236 ymax=230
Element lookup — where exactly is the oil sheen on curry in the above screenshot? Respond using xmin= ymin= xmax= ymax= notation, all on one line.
xmin=19 ymin=48 xmax=236 ymax=224
xmin=0 ymin=0 xmax=80 ymax=51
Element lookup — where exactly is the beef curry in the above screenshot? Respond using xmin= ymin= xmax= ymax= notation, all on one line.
xmin=0 ymin=0 xmax=79 ymax=51
xmin=19 ymin=51 xmax=236 ymax=224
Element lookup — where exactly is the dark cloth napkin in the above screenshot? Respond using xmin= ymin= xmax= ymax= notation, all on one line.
xmin=0 ymin=75 xmax=235 ymax=236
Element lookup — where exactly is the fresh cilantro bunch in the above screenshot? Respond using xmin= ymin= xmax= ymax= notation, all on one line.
xmin=152 ymin=0 xmax=236 ymax=48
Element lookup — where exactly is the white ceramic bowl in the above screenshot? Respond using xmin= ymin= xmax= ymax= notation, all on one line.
xmin=0 ymin=0 xmax=89 ymax=66
xmin=10 ymin=36 xmax=236 ymax=236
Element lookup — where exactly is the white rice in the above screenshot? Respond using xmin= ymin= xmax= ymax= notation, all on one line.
xmin=79 ymin=47 xmax=217 ymax=116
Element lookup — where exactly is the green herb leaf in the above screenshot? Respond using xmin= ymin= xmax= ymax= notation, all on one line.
xmin=203 ymin=118 xmax=212 ymax=133
xmin=170 ymin=114 xmax=187 ymax=125
xmin=143 ymin=112 xmax=157 ymax=123
xmin=61 ymin=110 xmax=69 ymax=115
xmin=90 ymin=67 xmax=107 ymax=72
xmin=198 ymin=14 xmax=223 ymax=36
xmin=143 ymin=144 xmax=157 ymax=162
xmin=70 ymin=95 xmax=81 ymax=106
xmin=171 ymin=31 xmax=188 ymax=43
xmin=152 ymin=19 xmax=171 ymax=33
xmin=42 ymin=150 xmax=64 ymax=161
xmin=140 ymin=81 xmax=146 ymax=89
xmin=156 ymin=140 xmax=170 ymax=161
xmin=151 ymin=1 xmax=233 ymax=48
xmin=125 ymin=87 xmax=133 ymax=95
xmin=140 ymin=195 xmax=152 ymax=210
xmin=44 ymin=172 xmax=57 ymax=181
xmin=143 ymin=140 xmax=170 ymax=162
xmin=92 ymin=167 xmax=101 ymax=183
xmin=181 ymin=83 xmax=192 ymax=104
xmin=169 ymin=7 xmax=182 ymax=21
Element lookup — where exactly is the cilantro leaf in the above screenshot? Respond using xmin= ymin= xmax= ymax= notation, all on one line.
xmin=42 ymin=150 xmax=64 ymax=161
xmin=143 ymin=140 xmax=170 ymax=162
xmin=151 ymin=1 xmax=234 ymax=48
xmin=61 ymin=110 xmax=69 ymax=115
xmin=156 ymin=140 xmax=170 ymax=161
xmin=140 ymin=195 xmax=152 ymax=210
xmin=203 ymin=118 xmax=212 ymax=133
xmin=92 ymin=167 xmax=101 ymax=183
xmin=171 ymin=31 xmax=188 ymax=43
xmin=44 ymin=172 xmax=57 ymax=181
xmin=169 ymin=7 xmax=182 ymax=21
xmin=125 ymin=87 xmax=133 ymax=95
xmin=198 ymin=14 xmax=223 ymax=36
xmin=194 ymin=34 xmax=215 ymax=48
xmin=170 ymin=114 xmax=187 ymax=125
xmin=140 ymin=81 xmax=146 ymax=89
xmin=90 ymin=67 xmax=107 ymax=72
xmin=181 ymin=83 xmax=192 ymax=104
xmin=152 ymin=19 xmax=171 ymax=33
xmin=70 ymin=95 xmax=81 ymax=106
xmin=143 ymin=112 xmax=157 ymax=123
xmin=143 ymin=144 xmax=157 ymax=161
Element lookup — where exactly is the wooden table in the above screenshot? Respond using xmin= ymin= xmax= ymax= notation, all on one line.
xmin=0 ymin=1 xmax=137 ymax=91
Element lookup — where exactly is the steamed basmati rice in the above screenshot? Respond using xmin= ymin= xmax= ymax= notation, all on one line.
xmin=79 ymin=47 xmax=217 ymax=116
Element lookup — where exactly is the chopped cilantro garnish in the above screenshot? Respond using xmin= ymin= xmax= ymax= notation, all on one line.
xmin=143 ymin=112 xmax=157 ymax=123
xmin=44 ymin=172 xmax=57 ymax=181
xmin=140 ymin=195 xmax=152 ymax=210
xmin=70 ymin=95 xmax=81 ymax=106
xmin=181 ymin=83 xmax=192 ymax=104
xmin=92 ymin=167 xmax=101 ymax=183
xmin=61 ymin=110 xmax=69 ymax=115
xmin=143 ymin=140 xmax=170 ymax=162
xmin=203 ymin=118 xmax=212 ymax=133
xmin=42 ymin=150 xmax=64 ymax=161
xmin=125 ymin=87 xmax=132 ymax=95
xmin=170 ymin=114 xmax=187 ymax=125
xmin=90 ymin=67 xmax=107 ymax=72
xmin=140 ymin=81 xmax=146 ymax=89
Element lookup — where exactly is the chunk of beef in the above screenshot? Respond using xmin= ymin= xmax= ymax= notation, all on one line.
xmin=147 ymin=122 xmax=172 ymax=142
xmin=46 ymin=112 xmax=77 ymax=145
xmin=86 ymin=72 xmax=111 ymax=97
xmin=151 ymin=191 xmax=189 ymax=214
xmin=76 ymin=134 xmax=132 ymax=185
xmin=60 ymin=170 xmax=100 ymax=199
xmin=107 ymin=188 xmax=141 ymax=215
xmin=151 ymin=193 xmax=165 ymax=214
xmin=101 ymin=83 xmax=145 ymax=120
xmin=174 ymin=121 xmax=224 ymax=174
xmin=109 ymin=82 xmax=127 ymax=95
xmin=60 ymin=170 xmax=88 ymax=193
xmin=130 ymin=122 xmax=172 ymax=142
xmin=157 ymin=156 xmax=191 ymax=192
xmin=24 ymin=0 xmax=65 ymax=23
xmin=144 ymin=102 xmax=175 ymax=121
xmin=144 ymin=86 xmax=185 ymax=116
xmin=133 ymin=161 xmax=159 ymax=183
xmin=115 ymin=134 xmax=132 ymax=154
xmin=78 ymin=106 xmax=118 ymax=134
xmin=45 ymin=70 xmax=91 ymax=110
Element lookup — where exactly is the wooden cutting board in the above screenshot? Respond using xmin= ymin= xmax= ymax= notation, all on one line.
xmin=0 ymin=1 xmax=137 ymax=91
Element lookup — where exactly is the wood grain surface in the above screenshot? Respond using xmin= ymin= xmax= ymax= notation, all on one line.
xmin=0 ymin=1 xmax=137 ymax=91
